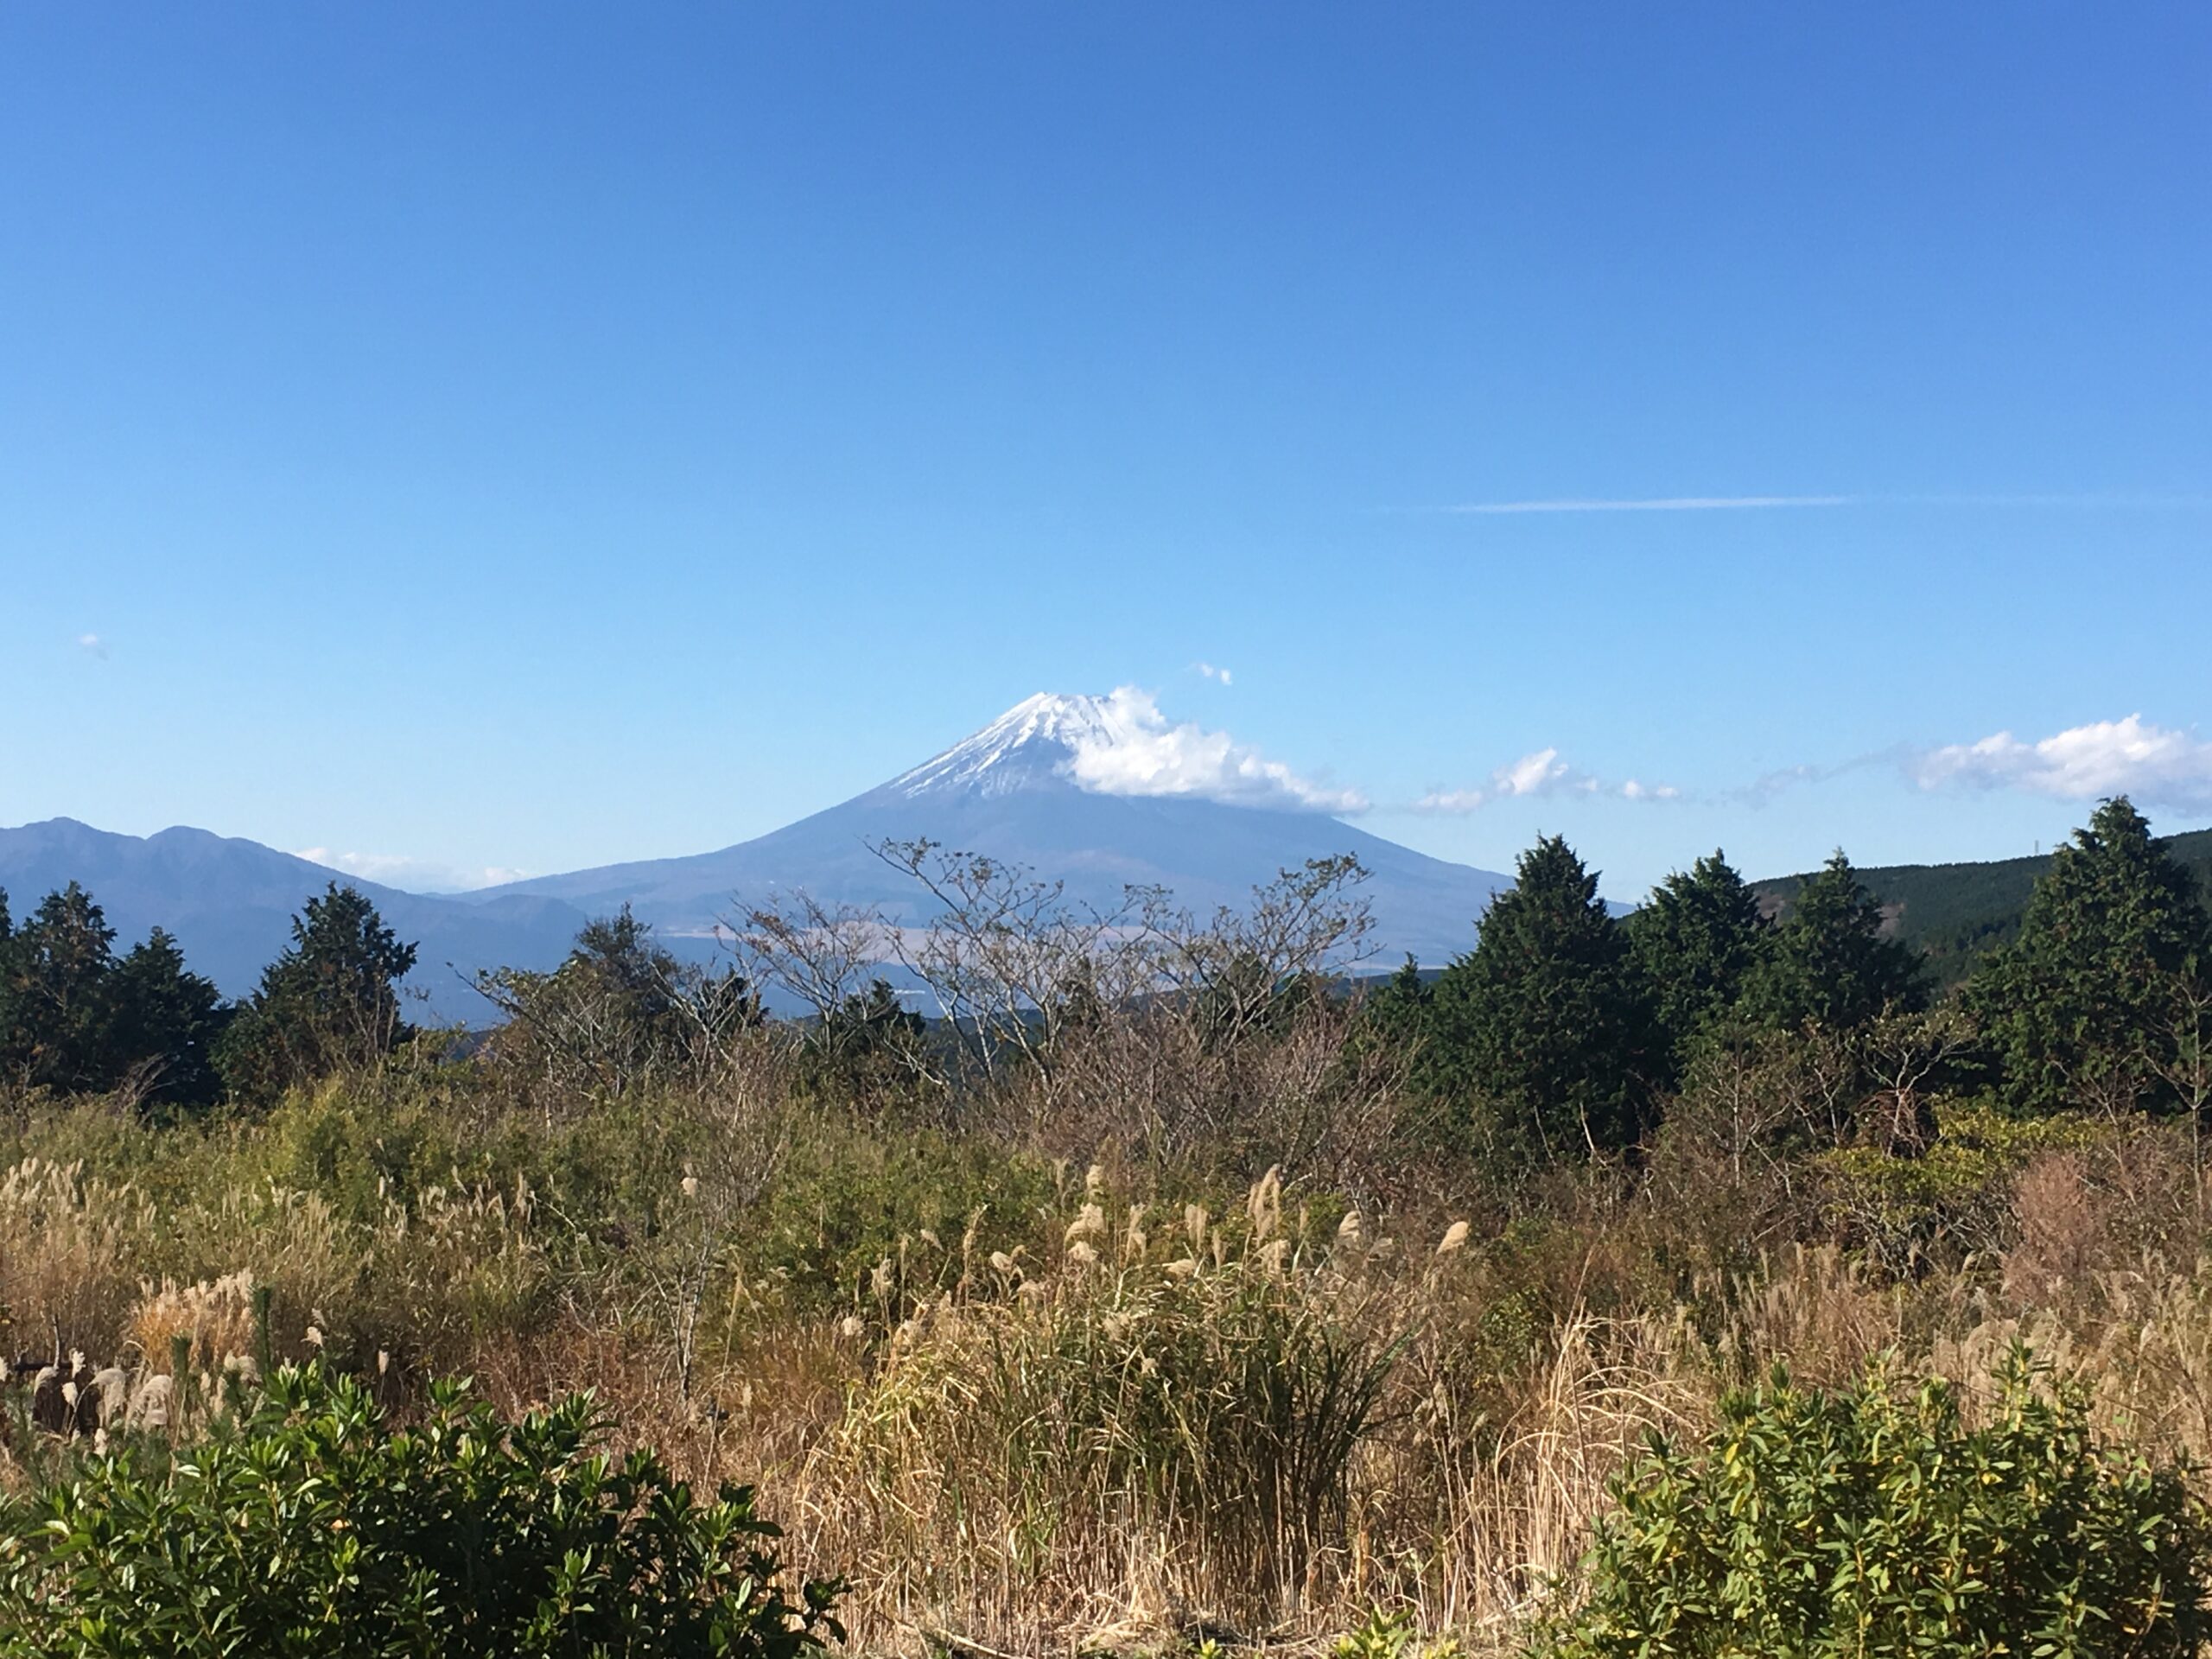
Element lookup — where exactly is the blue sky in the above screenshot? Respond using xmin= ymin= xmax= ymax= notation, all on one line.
xmin=6 ymin=3 xmax=2209 ymax=898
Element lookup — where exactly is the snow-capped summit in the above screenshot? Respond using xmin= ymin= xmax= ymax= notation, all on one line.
xmin=882 ymin=692 xmax=1132 ymax=799
xmin=877 ymin=689 xmax=1368 ymax=816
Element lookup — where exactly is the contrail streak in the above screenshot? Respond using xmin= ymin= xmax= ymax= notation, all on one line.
xmin=1443 ymin=495 xmax=1855 ymax=514
xmin=1432 ymin=492 xmax=2212 ymax=516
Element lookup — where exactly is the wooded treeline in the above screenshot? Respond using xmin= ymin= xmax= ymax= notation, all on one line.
xmin=7 ymin=797 xmax=2203 ymax=1170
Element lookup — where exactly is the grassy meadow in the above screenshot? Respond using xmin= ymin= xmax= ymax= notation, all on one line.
xmin=8 ymin=1047 xmax=2212 ymax=1652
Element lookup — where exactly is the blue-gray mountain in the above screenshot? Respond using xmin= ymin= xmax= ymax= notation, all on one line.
xmin=462 ymin=694 xmax=1519 ymax=963
xmin=0 ymin=818 xmax=593 ymax=1023
xmin=3 ymin=695 xmax=1522 ymax=1022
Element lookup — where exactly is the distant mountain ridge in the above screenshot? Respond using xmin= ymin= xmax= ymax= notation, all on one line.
xmin=12 ymin=709 xmax=2207 ymax=1025
xmin=37 ymin=696 xmax=2183 ymax=1027
xmin=0 ymin=819 xmax=591 ymax=1022
xmin=0 ymin=695 xmax=1523 ymax=1023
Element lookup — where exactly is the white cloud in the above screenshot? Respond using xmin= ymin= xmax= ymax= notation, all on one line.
xmin=1065 ymin=687 xmax=1366 ymax=814
xmin=296 ymin=848 xmax=531 ymax=893
xmin=1909 ymin=715 xmax=2212 ymax=812
xmin=1192 ymin=661 xmax=1233 ymax=685
xmin=1404 ymin=715 xmax=2212 ymax=824
xmin=1444 ymin=494 xmax=1853 ymax=515
xmin=76 ymin=632 xmax=109 ymax=658
xmin=1494 ymin=747 xmax=1578 ymax=798
xmin=1416 ymin=747 xmax=1679 ymax=813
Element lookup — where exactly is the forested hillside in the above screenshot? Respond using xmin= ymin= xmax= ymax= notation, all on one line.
xmin=1754 ymin=825 xmax=2212 ymax=988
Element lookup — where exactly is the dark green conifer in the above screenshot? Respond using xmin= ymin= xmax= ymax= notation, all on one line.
xmin=219 ymin=883 xmax=419 ymax=1103
xmin=1 ymin=881 xmax=119 ymax=1090
xmin=1428 ymin=836 xmax=1652 ymax=1162
xmin=1628 ymin=849 xmax=1772 ymax=1077
xmin=104 ymin=927 xmax=232 ymax=1109
xmin=1748 ymin=851 xmax=1926 ymax=1033
xmin=1968 ymin=797 xmax=2212 ymax=1116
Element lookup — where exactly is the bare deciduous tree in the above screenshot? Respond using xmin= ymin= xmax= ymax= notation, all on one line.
xmin=727 ymin=842 xmax=1403 ymax=1180
xmin=727 ymin=895 xmax=892 ymax=1027
xmin=1854 ymin=1006 xmax=1975 ymax=1155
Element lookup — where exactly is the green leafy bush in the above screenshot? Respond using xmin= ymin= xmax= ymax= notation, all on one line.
xmin=1540 ymin=1347 xmax=2210 ymax=1657
xmin=1816 ymin=1104 xmax=2102 ymax=1273
xmin=1332 ymin=1605 xmax=1460 ymax=1659
xmin=0 ymin=1363 xmax=845 ymax=1658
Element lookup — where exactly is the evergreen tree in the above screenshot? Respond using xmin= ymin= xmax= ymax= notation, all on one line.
xmin=219 ymin=883 xmax=418 ymax=1103
xmin=1194 ymin=951 xmax=1313 ymax=1051
xmin=479 ymin=906 xmax=760 ymax=1097
xmin=1627 ymin=849 xmax=1772 ymax=1077
xmin=817 ymin=978 xmax=925 ymax=1052
xmin=1967 ymin=797 xmax=2212 ymax=1116
xmin=808 ymin=978 xmax=927 ymax=1076
xmin=0 ymin=884 xmax=234 ymax=1105
xmin=1 ymin=882 xmax=119 ymax=1091
xmin=1427 ymin=836 xmax=1652 ymax=1162
xmin=1361 ymin=955 xmax=1433 ymax=1051
xmin=1747 ymin=851 xmax=1927 ymax=1033
xmin=565 ymin=906 xmax=685 ymax=1029
xmin=103 ymin=928 xmax=232 ymax=1109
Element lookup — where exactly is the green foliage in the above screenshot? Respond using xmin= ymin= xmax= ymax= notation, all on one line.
xmin=99 ymin=929 xmax=232 ymax=1109
xmin=479 ymin=907 xmax=763 ymax=1102
xmin=749 ymin=1128 xmax=1055 ymax=1319
xmin=1815 ymin=1103 xmax=2101 ymax=1273
xmin=1333 ymin=1606 xmax=1461 ymax=1659
xmin=1627 ymin=851 xmax=1771 ymax=1080
xmin=1968 ymin=797 xmax=2212 ymax=1117
xmin=796 ymin=979 xmax=928 ymax=1103
xmin=1745 ymin=851 xmax=1927 ymax=1035
xmin=0 ymin=1362 xmax=846 ymax=1658
xmin=0 ymin=885 xmax=229 ymax=1107
xmin=0 ymin=881 xmax=120 ymax=1091
xmin=1360 ymin=957 xmax=1433 ymax=1049
xmin=1427 ymin=836 xmax=1652 ymax=1162
xmin=219 ymin=883 xmax=419 ymax=1104
xmin=1541 ymin=1348 xmax=2212 ymax=1658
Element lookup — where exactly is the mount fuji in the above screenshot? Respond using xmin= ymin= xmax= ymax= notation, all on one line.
xmin=464 ymin=693 xmax=1516 ymax=966
xmin=0 ymin=696 xmax=1522 ymax=1025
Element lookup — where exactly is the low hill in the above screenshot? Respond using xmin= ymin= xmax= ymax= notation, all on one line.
xmin=1751 ymin=827 xmax=2212 ymax=988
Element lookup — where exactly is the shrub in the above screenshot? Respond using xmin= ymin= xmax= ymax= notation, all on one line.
xmin=1816 ymin=1104 xmax=2102 ymax=1274
xmin=821 ymin=1190 xmax=1400 ymax=1630
xmin=1539 ymin=1346 xmax=2212 ymax=1657
xmin=1332 ymin=1605 xmax=1461 ymax=1659
xmin=0 ymin=1362 xmax=845 ymax=1658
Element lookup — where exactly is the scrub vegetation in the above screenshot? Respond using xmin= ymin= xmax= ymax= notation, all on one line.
xmin=6 ymin=799 xmax=2212 ymax=1655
